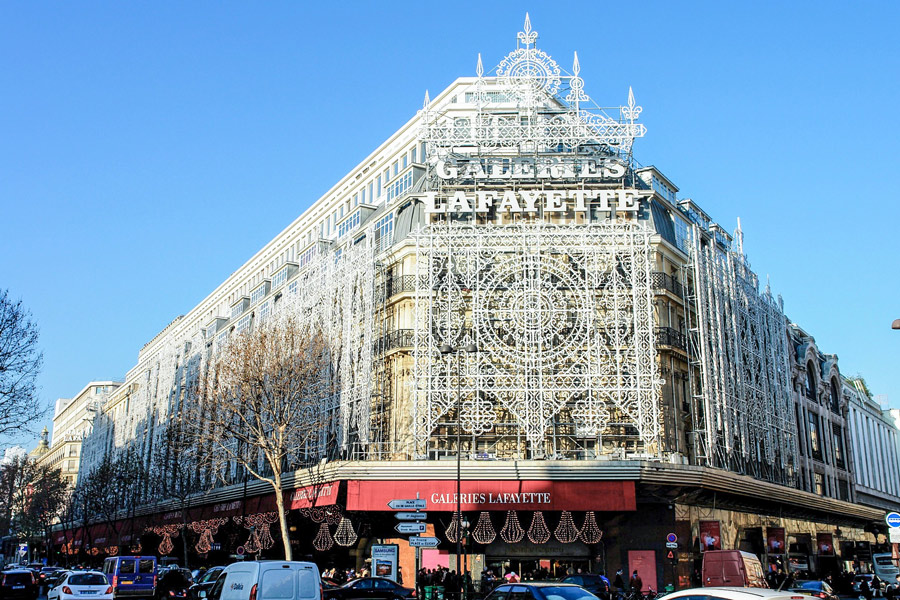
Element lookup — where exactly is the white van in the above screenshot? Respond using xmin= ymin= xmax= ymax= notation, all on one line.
xmin=201 ymin=561 xmax=321 ymax=600
xmin=872 ymin=553 xmax=899 ymax=581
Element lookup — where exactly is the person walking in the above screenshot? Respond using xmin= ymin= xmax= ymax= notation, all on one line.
xmin=629 ymin=571 xmax=643 ymax=599
xmin=614 ymin=569 xmax=625 ymax=598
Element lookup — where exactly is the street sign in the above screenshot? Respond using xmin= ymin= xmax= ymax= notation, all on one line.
xmin=666 ymin=549 xmax=678 ymax=562
xmin=395 ymin=512 xmax=428 ymax=521
xmin=388 ymin=499 xmax=427 ymax=510
xmin=666 ymin=533 xmax=677 ymax=543
xmin=408 ymin=536 xmax=440 ymax=548
xmin=395 ymin=522 xmax=427 ymax=534
xmin=666 ymin=542 xmax=678 ymax=549
xmin=886 ymin=512 xmax=900 ymax=528
xmin=890 ymin=529 xmax=900 ymax=544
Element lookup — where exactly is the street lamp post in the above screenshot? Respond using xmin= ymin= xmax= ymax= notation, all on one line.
xmin=440 ymin=342 xmax=477 ymax=597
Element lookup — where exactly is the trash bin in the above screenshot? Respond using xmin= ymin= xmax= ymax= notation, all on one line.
xmin=425 ymin=587 xmax=446 ymax=600
xmin=664 ymin=584 xmax=675 ymax=593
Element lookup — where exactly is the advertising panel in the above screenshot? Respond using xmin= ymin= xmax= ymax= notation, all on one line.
xmin=699 ymin=521 xmax=722 ymax=551
xmin=817 ymin=533 xmax=834 ymax=555
xmin=767 ymin=528 xmax=786 ymax=554
xmin=371 ymin=544 xmax=399 ymax=582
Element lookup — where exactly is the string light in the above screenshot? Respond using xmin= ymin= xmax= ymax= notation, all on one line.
xmin=500 ymin=511 xmax=524 ymax=543
xmin=300 ymin=507 xmax=325 ymax=523
xmin=324 ymin=506 xmax=343 ymax=525
xmin=107 ymin=546 xmax=119 ymax=556
xmin=130 ymin=542 xmax=142 ymax=554
xmin=235 ymin=512 xmax=279 ymax=552
xmin=189 ymin=518 xmax=229 ymax=554
xmin=527 ymin=512 xmax=550 ymax=544
xmin=579 ymin=511 xmax=603 ymax=544
xmin=554 ymin=511 xmax=579 ymax=543
xmin=445 ymin=513 xmax=462 ymax=543
xmin=334 ymin=517 xmax=357 ymax=547
xmin=312 ymin=523 xmax=334 ymax=551
xmin=147 ymin=524 xmax=182 ymax=556
xmin=472 ymin=512 xmax=496 ymax=544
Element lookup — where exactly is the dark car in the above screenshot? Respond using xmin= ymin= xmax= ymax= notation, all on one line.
xmin=559 ymin=575 xmax=610 ymax=599
xmin=188 ymin=567 xmax=224 ymax=600
xmin=157 ymin=569 xmax=192 ymax=600
xmin=0 ymin=569 xmax=39 ymax=600
xmin=323 ymin=577 xmax=414 ymax=600
xmin=789 ymin=580 xmax=839 ymax=600
xmin=39 ymin=568 xmax=65 ymax=587
xmin=484 ymin=583 xmax=600 ymax=600
xmin=44 ymin=570 xmax=70 ymax=587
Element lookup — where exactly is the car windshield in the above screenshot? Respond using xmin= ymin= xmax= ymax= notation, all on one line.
xmin=200 ymin=570 xmax=222 ymax=584
xmin=538 ymin=586 xmax=599 ymax=600
xmin=69 ymin=574 xmax=108 ymax=586
xmin=796 ymin=582 xmax=824 ymax=590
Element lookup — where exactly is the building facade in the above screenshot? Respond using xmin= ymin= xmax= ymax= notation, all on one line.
xmin=66 ymin=17 xmax=889 ymax=587
xmin=846 ymin=378 xmax=900 ymax=512
xmin=39 ymin=381 xmax=121 ymax=485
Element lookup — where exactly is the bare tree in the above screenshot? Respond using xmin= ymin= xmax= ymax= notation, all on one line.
xmin=0 ymin=290 xmax=45 ymax=439
xmin=184 ymin=315 xmax=331 ymax=560
xmin=0 ymin=456 xmax=69 ymax=561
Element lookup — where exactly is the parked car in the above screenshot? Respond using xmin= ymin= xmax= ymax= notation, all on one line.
xmin=323 ymin=577 xmax=414 ymax=600
xmin=48 ymin=571 xmax=114 ymax=600
xmin=200 ymin=561 xmax=320 ymax=600
xmin=156 ymin=568 xmax=192 ymax=600
xmin=39 ymin=567 xmax=66 ymax=586
xmin=702 ymin=550 xmax=767 ymax=588
xmin=484 ymin=583 xmax=599 ymax=600
xmin=102 ymin=556 xmax=158 ymax=599
xmin=0 ymin=568 xmax=39 ymax=600
xmin=559 ymin=574 xmax=610 ymax=599
xmin=788 ymin=580 xmax=838 ymax=600
xmin=662 ymin=588 xmax=821 ymax=600
xmin=852 ymin=575 xmax=875 ymax=594
xmin=188 ymin=567 xmax=224 ymax=600
xmin=45 ymin=570 xmax=71 ymax=588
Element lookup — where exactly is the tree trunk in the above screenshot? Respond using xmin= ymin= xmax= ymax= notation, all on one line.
xmin=272 ymin=471 xmax=291 ymax=561
xmin=181 ymin=502 xmax=190 ymax=569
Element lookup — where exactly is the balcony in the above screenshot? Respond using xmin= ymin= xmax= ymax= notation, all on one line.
xmin=373 ymin=329 xmax=414 ymax=353
xmin=375 ymin=275 xmax=416 ymax=301
xmin=655 ymin=326 xmax=687 ymax=351
xmin=650 ymin=272 xmax=684 ymax=299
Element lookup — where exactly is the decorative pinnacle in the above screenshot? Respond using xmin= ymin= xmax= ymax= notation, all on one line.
xmin=573 ymin=51 xmax=580 ymax=76
xmin=423 ymin=90 xmax=430 ymax=109
xmin=518 ymin=13 xmax=537 ymax=47
xmin=476 ymin=53 xmax=484 ymax=78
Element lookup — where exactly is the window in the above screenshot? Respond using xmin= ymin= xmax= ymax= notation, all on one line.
xmin=235 ymin=314 xmax=252 ymax=335
xmin=250 ymin=284 xmax=268 ymax=305
xmin=392 ymin=161 xmax=398 ymax=176
xmin=386 ymin=170 xmax=414 ymax=202
xmin=830 ymin=379 xmax=841 ymax=413
xmin=272 ymin=266 xmax=289 ymax=289
xmin=299 ymin=245 xmax=317 ymax=268
xmin=377 ymin=174 xmax=382 ymax=198
xmin=215 ymin=330 xmax=229 ymax=352
xmin=120 ymin=559 xmax=136 ymax=574
xmin=375 ymin=213 xmax=394 ymax=251
xmin=338 ymin=210 xmax=361 ymax=239
xmin=261 ymin=569 xmax=294 ymax=599
xmin=814 ymin=472 xmax=825 ymax=495
xmin=368 ymin=182 xmax=373 ymax=202
xmin=288 ymin=280 xmax=298 ymax=295
xmin=833 ymin=425 xmax=845 ymax=468
xmin=402 ymin=155 xmax=408 ymax=169
xmin=139 ymin=559 xmax=155 ymax=574
xmin=231 ymin=302 xmax=246 ymax=319
xmin=808 ymin=412 xmax=822 ymax=460
xmin=259 ymin=300 xmax=271 ymax=324
xmin=672 ymin=215 xmax=691 ymax=253
xmin=805 ymin=361 xmax=817 ymax=400
xmin=410 ymin=147 xmax=417 ymax=163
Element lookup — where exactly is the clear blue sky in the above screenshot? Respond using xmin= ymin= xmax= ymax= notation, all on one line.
xmin=2 ymin=2 xmax=898 ymax=448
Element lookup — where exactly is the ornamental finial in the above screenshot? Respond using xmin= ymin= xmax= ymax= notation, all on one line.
xmin=518 ymin=13 xmax=537 ymax=47
xmin=476 ymin=53 xmax=484 ymax=78
xmin=622 ymin=86 xmax=642 ymax=121
xmin=423 ymin=90 xmax=430 ymax=109
xmin=573 ymin=51 xmax=581 ymax=76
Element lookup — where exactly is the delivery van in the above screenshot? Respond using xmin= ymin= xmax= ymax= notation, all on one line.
xmin=200 ymin=561 xmax=320 ymax=600
xmin=102 ymin=556 xmax=158 ymax=599
xmin=702 ymin=550 xmax=767 ymax=588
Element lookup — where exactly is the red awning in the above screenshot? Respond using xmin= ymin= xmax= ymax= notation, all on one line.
xmin=285 ymin=481 xmax=339 ymax=510
xmin=346 ymin=480 xmax=636 ymax=511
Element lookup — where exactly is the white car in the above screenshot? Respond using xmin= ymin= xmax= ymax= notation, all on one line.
xmin=662 ymin=588 xmax=809 ymax=600
xmin=48 ymin=571 xmax=113 ymax=600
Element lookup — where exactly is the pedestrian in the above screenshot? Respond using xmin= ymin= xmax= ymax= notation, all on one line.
xmin=614 ymin=569 xmax=625 ymax=594
xmin=862 ymin=577 xmax=873 ymax=600
xmin=629 ymin=571 xmax=643 ymax=597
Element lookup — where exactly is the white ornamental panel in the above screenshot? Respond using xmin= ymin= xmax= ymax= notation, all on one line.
xmin=412 ymin=221 xmax=662 ymax=458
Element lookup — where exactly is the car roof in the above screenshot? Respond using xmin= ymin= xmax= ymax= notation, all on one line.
xmin=496 ymin=583 xmax=583 ymax=588
xmin=664 ymin=587 xmax=810 ymax=600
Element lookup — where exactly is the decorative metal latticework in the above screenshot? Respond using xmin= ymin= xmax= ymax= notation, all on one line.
xmin=579 ymin=511 xmax=602 ymax=544
xmin=554 ymin=511 xmax=579 ymax=543
xmin=688 ymin=225 xmax=796 ymax=485
xmin=413 ymin=222 xmax=662 ymax=458
xmin=500 ymin=510 xmax=524 ymax=543
xmin=472 ymin=511 xmax=496 ymax=544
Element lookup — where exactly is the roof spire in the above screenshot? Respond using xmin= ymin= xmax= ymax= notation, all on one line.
xmin=476 ymin=53 xmax=484 ymax=78
xmin=518 ymin=13 xmax=537 ymax=47
xmin=735 ymin=217 xmax=744 ymax=256
xmin=423 ymin=89 xmax=430 ymax=109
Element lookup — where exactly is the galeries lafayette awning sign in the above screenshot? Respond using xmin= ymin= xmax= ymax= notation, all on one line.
xmin=347 ymin=480 xmax=635 ymax=512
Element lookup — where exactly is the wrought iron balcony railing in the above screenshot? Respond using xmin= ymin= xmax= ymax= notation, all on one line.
xmin=373 ymin=329 xmax=414 ymax=353
xmin=655 ymin=326 xmax=687 ymax=351
xmin=650 ymin=272 xmax=684 ymax=298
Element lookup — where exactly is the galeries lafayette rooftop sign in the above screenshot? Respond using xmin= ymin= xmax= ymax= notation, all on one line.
xmin=423 ymin=189 xmax=648 ymax=215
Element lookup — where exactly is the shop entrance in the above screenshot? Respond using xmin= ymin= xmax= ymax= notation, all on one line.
xmin=483 ymin=538 xmax=593 ymax=585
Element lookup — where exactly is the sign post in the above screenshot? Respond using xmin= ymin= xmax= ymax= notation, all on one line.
xmin=887 ymin=513 xmax=900 ymax=567
xmin=389 ymin=494 xmax=429 ymax=588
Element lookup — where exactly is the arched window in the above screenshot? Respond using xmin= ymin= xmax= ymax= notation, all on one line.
xmin=805 ymin=361 xmax=817 ymax=400
xmin=830 ymin=378 xmax=841 ymax=412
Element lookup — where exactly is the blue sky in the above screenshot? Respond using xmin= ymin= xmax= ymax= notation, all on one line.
xmin=1 ymin=2 xmax=898 ymax=448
